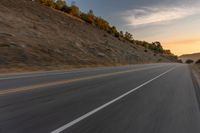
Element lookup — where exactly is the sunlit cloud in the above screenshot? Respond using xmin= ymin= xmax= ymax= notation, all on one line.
xmin=123 ymin=6 xmax=200 ymax=26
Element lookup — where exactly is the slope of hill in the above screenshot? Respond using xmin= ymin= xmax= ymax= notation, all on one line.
xmin=0 ymin=0 xmax=177 ymax=72
xmin=179 ymin=53 xmax=200 ymax=63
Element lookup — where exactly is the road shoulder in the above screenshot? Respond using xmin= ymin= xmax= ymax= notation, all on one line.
xmin=191 ymin=64 xmax=200 ymax=109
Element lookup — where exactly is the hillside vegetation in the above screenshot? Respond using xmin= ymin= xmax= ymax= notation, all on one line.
xmin=0 ymin=0 xmax=177 ymax=72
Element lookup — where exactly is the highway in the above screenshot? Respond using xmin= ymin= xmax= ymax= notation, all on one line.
xmin=0 ymin=63 xmax=200 ymax=133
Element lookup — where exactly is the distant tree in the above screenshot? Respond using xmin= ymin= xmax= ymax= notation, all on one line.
xmin=114 ymin=32 xmax=120 ymax=38
xmin=80 ymin=13 xmax=93 ymax=24
xmin=163 ymin=50 xmax=173 ymax=55
xmin=124 ymin=32 xmax=133 ymax=41
xmin=119 ymin=31 xmax=124 ymax=37
xmin=87 ymin=10 xmax=95 ymax=24
xmin=47 ymin=0 xmax=55 ymax=8
xmin=195 ymin=59 xmax=200 ymax=64
xmin=55 ymin=0 xmax=65 ymax=10
xmin=111 ymin=26 xmax=117 ymax=34
xmin=61 ymin=3 xmax=68 ymax=12
xmin=185 ymin=59 xmax=194 ymax=64
xmin=67 ymin=5 xmax=80 ymax=16
xmin=88 ymin=9 xmax=94 ymax=15
xmin=152 ymin=41 xmax=164 ymax=53
xmin=95 ymin=17 xmax=110 ymax=31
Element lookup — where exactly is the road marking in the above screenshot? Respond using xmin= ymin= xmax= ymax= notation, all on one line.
xmin=51 ymin=67 xmax=176 ymax=133
xmin=0 ymin=67 xmax=109 ymax=80
xmin=0 ymin=65 xmax=161 ymax=81
xmin=0 ymin=65 xmax=164 ymax=95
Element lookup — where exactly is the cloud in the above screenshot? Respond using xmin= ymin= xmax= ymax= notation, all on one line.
xmin=123 ymin=6 xmax=200 ymax=26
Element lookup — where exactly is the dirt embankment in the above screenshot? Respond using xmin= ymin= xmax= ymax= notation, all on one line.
xmin=0 ymin=0 xmax=177 ymax=73
xmin=193 ymin=65 xmax=200 ymax=78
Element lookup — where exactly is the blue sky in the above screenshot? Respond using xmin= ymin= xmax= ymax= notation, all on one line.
xmin=66 ymin=0 xmax=200 ymax=55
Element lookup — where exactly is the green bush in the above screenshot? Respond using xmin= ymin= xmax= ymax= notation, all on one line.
xmin=67 ymin=5 xmax=80 ymax=16
xmin=55 ymin=0 xmax=66 ymax=10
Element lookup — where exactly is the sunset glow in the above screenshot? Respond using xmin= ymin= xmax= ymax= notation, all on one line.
xmin=74 ymin=0 xmax=200 ymax=56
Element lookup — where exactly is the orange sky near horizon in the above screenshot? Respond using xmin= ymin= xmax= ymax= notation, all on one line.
xmin=75 ymin=0 xmax=200 ymax=56
xmin=163 ymin=38 xmax=200 ymax=56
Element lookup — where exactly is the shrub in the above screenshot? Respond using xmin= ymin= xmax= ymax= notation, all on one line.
xmin=80 ymin=13 xmax=94 ymax=24
xmin=114 ymin=32 xmax=120 ymax=38
xmin=119 ymin=31 xmax=124 ymax=37
xmin=55 ymin=0 xmax=67 ymax=10
xmin=124 ymin=32 xmax=133 ymax=41
xmin=67 ymin=5 xmax=80 ymax=16
xmin=61 ymin=4 xmax=69 ymax=12
xmin=185 ymin=59 xmax=194 ymax=64
xmin=95 ymin=17 xmax=110 ymax=31
xmin=47 ymin=0 xmax=55 ymax=8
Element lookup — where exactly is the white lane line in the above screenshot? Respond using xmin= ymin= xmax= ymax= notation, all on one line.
xmin=51 ymin=67 xmax=176 ymax=133
xmin=0 ymin=65 xmax=166 ymax=95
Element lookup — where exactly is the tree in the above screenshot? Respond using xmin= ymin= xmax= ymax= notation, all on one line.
xmin=110 ymin=26 xmax=117 ymax=34
xmin=163 ymin=50 xmax=172 ymax=55
xmin=55 ymin=0 xmax=65 ymax=10
xmin=67 ymin=5 xmax=80 ymax=16
xmin=152 ymin=41 xmax=164 ymax=53
xmin=185 ymin=59 xmax=194 ymax=64
xmin=61 ymin=3 xmax=68 ymax=12
xmin=119 ymin=31 xmax=124 ymax=37
xmin=86 ymin=10 xmax=95 ymax=24
xmin=124 ymin=32 xmax=133 ymax=41
xmin=88 ymin=9 xmax=94 ymax=16
xmin=47 ymin=0 xmax=55 ymax=8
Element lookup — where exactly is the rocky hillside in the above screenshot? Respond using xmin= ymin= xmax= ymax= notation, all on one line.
xmin=0 ymin=0 xmax=177 ymax=72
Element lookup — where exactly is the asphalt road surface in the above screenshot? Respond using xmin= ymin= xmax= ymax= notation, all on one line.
xmin=0 ymin=63 xmax=200 ymax=133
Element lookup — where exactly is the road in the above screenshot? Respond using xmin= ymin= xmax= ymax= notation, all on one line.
xmin=0 ymin=63 xmax=200 ymax=133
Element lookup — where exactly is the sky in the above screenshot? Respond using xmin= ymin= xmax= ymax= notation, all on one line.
xmin=66 ymin=0 xmax=200 ymax=56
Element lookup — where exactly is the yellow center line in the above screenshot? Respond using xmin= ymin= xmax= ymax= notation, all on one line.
xmin=0 ymin=66 xmax=164 ymax=95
